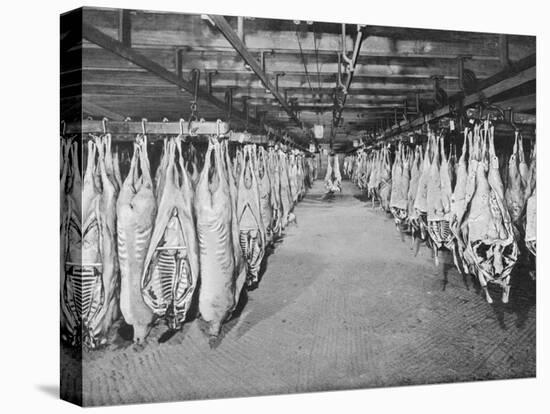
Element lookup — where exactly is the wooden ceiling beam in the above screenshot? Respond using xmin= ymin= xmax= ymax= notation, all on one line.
xmin=81 ymin=21 xmax=262 ymax=130
xmin=207 ymin=14 xmax=302 ymax=126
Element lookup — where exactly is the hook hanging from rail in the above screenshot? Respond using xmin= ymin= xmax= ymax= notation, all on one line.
xmin=102 ymin=117 xmax=109 ymax=135
xmin=141 ymin=118 xmax=147 ymax=135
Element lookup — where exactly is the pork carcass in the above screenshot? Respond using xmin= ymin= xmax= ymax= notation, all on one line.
xmin=141 ymin=138 xmax=199 ymax=329
xmin=196 ymin=138 xmax=246 ymax=337
xmin=237 ymin=145 xmax=267 ymax=288
xmin=117 ymin=135 xmax=157 ymax=344
xmin=460 ymin=124 xmax=518 ymax=303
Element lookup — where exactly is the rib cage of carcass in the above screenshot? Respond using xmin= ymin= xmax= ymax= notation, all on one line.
xmin=60 ymin=130 xmax=312 ymax=348
xmin=324 ymin=153 xmax=342 ymax=193
xmin=237 ymin=145 xmax=267 ymax=288
xmin=390 ymin=143 xmax=411 ymax=228
xmin=141 ymin=137 xmax=199 ymax=330
xmin=454 ymin=123 xmax=518 ymax=303
xmin=61 ymin=135 xmax=121 ymax=348
xmin=426 ymin=134 xmax=455 ymax=265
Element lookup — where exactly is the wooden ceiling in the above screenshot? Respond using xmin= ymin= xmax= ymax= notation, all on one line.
xmin=61 ymin=7 xmax=536 ymax=151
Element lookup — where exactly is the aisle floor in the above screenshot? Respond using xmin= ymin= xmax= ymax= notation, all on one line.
xmin=67 ymin=180 xmax=536 ymax=406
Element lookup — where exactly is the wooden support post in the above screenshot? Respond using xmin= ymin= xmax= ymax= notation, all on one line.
xmin=175 ymin=49 xmax=183 ymax=79
xmin=118 ymin=9 xmax=132 ymax=47
xmin=499 ymin=34 xmax=510 ymax=69
xmin=237 ymin=16 xmax=245 ymax=43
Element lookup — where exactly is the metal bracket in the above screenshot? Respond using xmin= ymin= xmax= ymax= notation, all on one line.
xmin=205 ymin=70 xmax=219 ymax=95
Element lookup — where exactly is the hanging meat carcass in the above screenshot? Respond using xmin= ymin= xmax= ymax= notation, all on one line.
xmin=450 ymin=128 xmax=471 ymax=274
xmin=525 ymin=142 xmax=536 ymax=257
xmin=154 ymin=138 xmax=169 ymax=200
xmin=390 ymin=143 xmax=410 ymax=227
xmin=289 ymin=153 xmax=299 ymax=204
xmin=296 ymin=154 xmax=306 ymax=200
xmin=257 ymin=147 xmax=274 ymax=243
xmin=407 ymin=146 xmax=423 ymax=238
xmin=459 ymin=123 xmax=518 ymax=303
xmin=60 ymin=138 xmax=81 ymax=345
xmin=325 ymin=153 xmax=342 ymax=193
xmin=117 ymin=135 xmax=157 ymax=344
xmin=414 ymin=134 xmax=434 ymax=240
xmin=378 ymin=147 xmax=392 ymax=212
xmin=268 ymin=147 xmax=283 ymax=236
xmin=367 ymin=151 xmax=380 ymax=205
xmin=504 ymin=131 xmax=527 ymax=232
xmin=279 ymin=150 xmax=295 ymax=227
xmin=62 ymin=136 xmax=120 ymax=348
xmin=525 ymin=187 xmax=536 ymax=257
xmin=195 ymin=138 xmax=246 ymax=337
xmin=237 ymin=145 xmax=267 ymax=288
xmin=141 ymin=137 xmax=199 ymax=329
xmin=426 ymin=135 xmax=454 ymax=265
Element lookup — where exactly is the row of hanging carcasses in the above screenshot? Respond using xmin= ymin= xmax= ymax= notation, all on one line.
xmin=60 ymin=134 xmax=314 ymax=348
xmin=346 ymin=122 xmax=536 ymax=304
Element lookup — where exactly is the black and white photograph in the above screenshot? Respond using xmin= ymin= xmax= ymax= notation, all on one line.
xmin=57 ymin=4 xmax=540 ymax=407
xmin=3 ymin=1 xmax=548 ymax=412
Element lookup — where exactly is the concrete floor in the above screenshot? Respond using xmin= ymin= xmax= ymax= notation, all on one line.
xmin=62 ymin=180 xmax=536 ymax=406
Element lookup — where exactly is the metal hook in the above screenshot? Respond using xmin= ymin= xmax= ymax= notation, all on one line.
xmin=216 ymin=119 xmax=222 ymax=138
xmin=102 ymin=117 xmax=108 ymax=135
xmin=141 ymin=118 xmax=147 ymax=135
xmin=61 ymin=120 xmax=66 ymax=136
xmin=179 ymin=118 xmax=185 ymax=136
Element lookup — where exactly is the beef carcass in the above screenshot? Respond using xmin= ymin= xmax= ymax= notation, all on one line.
xmin=237 ymin=145 xmax=267 ymax=288
xmin=459 ymin=124 xmax=518 ymax=303
xmin=141 ymin=137 xmax=199 ymax=329
xmin=117 ymin=135 xmax=157 ymax=344
xmin=195 ymin=138 xmax=246 ymax=337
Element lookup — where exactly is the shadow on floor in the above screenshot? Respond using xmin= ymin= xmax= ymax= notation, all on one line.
xmin=36 ymin=384 xmax=59 ymax=399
